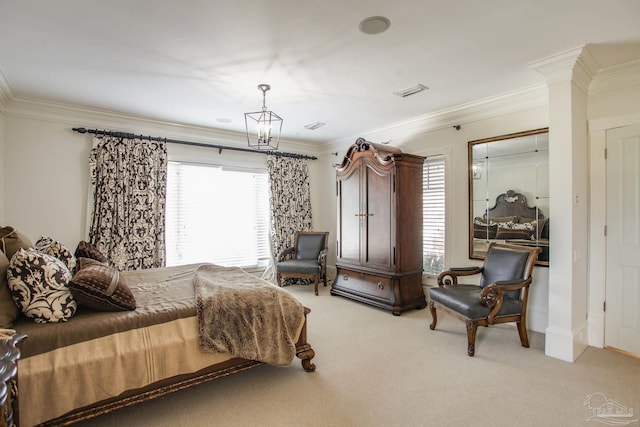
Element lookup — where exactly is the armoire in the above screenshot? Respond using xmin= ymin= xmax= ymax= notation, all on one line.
xmin=331 ymin=138 xmax=426 ymax=315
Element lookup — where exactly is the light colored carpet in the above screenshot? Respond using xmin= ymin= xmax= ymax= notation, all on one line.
xmin=75 ymin=282 xmax=640 ymax=427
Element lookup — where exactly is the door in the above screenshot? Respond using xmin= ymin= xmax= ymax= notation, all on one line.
xmin=363 ymin=163 xmax=393 ymax=269
xmin=336 ymin=163 xmax=362 ymax=266
xmin=605 ymin=124 xmax=640 ymax=355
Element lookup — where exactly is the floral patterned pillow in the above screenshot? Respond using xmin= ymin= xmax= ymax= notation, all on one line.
xmin=7 ymin=248 xmax=77 ymax=323
xmin=34 ymin=235 xmax=77 ymax=273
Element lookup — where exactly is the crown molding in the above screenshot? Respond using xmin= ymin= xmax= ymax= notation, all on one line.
xmin=2 ymin=96 xmax=318 ymax=154
xmin=528 ymin=45 xmax=600 ymax=93
xmin=589 ymin=58 xmax=640 ymax=95
xmin=323 ymin=83 xmax=548 ymax=154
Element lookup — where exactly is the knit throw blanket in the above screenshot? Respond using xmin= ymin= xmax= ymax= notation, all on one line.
xmin=194 ymin=264 xmax=305 ymax=367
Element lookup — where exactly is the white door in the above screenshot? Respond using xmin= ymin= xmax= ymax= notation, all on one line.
xmin=605 ymin=124 xmax=640 ymax=355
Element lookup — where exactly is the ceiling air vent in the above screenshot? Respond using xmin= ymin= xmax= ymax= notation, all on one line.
xmin=393 ymin=84 xmax=429 ymax=98
xmin=304 ymin=122 xmax=326 ymax=130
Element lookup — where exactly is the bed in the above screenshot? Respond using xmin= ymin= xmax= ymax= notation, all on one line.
xmin=6 ymin=261 xmax=316 ymax=427
xmin=471 ymin=189 xmax=550 ymax=264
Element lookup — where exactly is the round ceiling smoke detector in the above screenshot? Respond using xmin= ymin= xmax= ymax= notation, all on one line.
xmin=359 ymin=16 xmax=391 ymax=35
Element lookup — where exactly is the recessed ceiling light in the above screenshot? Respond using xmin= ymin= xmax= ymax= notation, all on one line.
xmin=216 ymin=118 xmax=232 ymax=123
xmin=359 ymin=16 xmax=391 ymax=35
xmin=393 ymin=84 xmax=429 ymax=98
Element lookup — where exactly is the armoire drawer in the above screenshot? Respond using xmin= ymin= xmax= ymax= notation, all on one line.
xmin=335 ymin=269 xmax=392 ymax=301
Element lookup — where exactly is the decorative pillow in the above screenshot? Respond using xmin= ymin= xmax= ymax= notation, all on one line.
xmin=69 ymin=262 xmax=136 ymax=311
xmin=488 ymin=216 xmax=518 ymax=225
xmin=34 ymin=235 xmax=77 ymax=273
xmin=0 ymin=226 xmax=33 ymax=260
xmin=495 ymin=221 xmax=534 ymax=240
xmin=0 ymin=251 xmax=19 ymax=328
xmin=74 ymin=240 xmax=108 ymax=264
xmin=7 ymin=248 xmax=76 ymax=323
xmin=75 ymin=256 xmax=105 ymax=271
xmin=541 ymin=219 xmax=550 ymax=240
xmin=473 ymin=219 xmax=498 ymax=239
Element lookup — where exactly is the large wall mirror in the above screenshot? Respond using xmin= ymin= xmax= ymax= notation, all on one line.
xmin=469 ymin=128 xmax=549 ymax=266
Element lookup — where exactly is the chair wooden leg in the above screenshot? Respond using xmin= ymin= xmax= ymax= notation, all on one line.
xmin=466 ymin=320 xmax=478 ymax=357
xmin=517 ymin=320 xmax=530 ymax=348
xmin=314 ymin=277 xmax=319 ymax=296
xmin=276 ymin=273 xmax=282 ymax=287
xmin=429 ymin=300 xmax=438 ymax=330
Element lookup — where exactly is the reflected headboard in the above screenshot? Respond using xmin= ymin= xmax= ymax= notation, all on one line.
xmin=483 ymin=190 xmax=543 ymax=220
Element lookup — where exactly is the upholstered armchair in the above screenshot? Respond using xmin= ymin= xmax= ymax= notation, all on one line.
xmin=276 ymin=231 xmax=329 ymax=296
xmin=428 ymin=242 xmax=541 ymax=356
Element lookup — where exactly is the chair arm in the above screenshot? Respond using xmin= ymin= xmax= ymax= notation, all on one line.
xmin=492 ymin=278 xmax=532 ymax=292
xmin=436 ymin=266 xmax=483 ymax=287
xmin=277 ymin=247 xmax=295 ymax=262
xmin=317 ymin=248 xmax=328 ymax=265
xmin=480 ymin=278 xmax=532 ymax=324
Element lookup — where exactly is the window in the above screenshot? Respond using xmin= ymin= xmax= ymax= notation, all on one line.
xmin=423 ymin=156 xmax=445 ymax=275
xmin=165 ymin=162 xmax=270 ymax=268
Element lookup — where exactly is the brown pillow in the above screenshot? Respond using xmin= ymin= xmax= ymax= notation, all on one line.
xmin=0 ymin=251 xmax=19 ymax=328
xmin=74 ymin=241 xmax=108 ymax=264
xmin=0 ymin=226 xmax=33 ymax=261
xmin=69 ymin=263 xmax=136 ymax=311
xmin=76 ymin=257 xmax=105 ymax=271
xmin=473 ymin=219 xmax=498 ymax=239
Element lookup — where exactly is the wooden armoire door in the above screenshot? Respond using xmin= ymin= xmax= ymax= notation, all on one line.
xmin=336 ymin=159 xmax=361 ymax=265
xmin=362 ymin=161 xmax=393 ymax=270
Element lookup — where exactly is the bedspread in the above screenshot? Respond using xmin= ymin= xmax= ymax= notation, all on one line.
xmin=195 ymin=264 xmax=305 ymax=366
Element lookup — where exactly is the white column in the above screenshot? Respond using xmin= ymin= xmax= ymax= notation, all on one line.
xmin=529 ymin=46 xmax=598 ymax=361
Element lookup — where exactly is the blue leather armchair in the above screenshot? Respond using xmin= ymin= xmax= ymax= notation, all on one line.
xmin=276 ymin=231 xmax=329 ymax=296
xmin=428 ymin=242 xmax=541 ymax=356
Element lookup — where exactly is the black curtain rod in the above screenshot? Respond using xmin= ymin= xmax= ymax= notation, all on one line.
xmin=72 ymin=127 xmax=318 ymax=160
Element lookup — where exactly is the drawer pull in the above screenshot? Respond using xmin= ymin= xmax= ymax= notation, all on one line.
xmin=343 ymin=274 xmax=349 ymax=281
xmin=377 ymin=282 xmax=384 ymax=290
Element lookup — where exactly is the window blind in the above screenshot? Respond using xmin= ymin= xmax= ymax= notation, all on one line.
xmin=423 ymin=156 xmax=446 ymax=275
xmin=165 ymin=161 xmax=270 ymax=268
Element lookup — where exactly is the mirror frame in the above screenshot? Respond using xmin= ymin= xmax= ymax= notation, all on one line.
xmin=468 ymin=128 xmax=549 ymax=267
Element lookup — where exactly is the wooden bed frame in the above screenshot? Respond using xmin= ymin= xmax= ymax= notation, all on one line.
xmin=0 ymin=309 xmax=315 ymax=427
xmin=482 ymin=189 xmax=544 ymax=221
xmin=471 ymin=189 xmax=549 ymax=265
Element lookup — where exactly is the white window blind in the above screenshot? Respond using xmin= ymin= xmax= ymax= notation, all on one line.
xmin=165 ymin=161 xmax=270 ymax=268
xmin=423 ymin=156 xmax=445 ymax=275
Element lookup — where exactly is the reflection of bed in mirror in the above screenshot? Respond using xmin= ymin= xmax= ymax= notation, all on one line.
xmin=472 ymin=190 xmax=549 ymax=265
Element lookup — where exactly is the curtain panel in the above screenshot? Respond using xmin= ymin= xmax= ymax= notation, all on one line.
xmin=263 ymin=155 xmax=312 ymax=280
xmin=88 ymin=136 xmax=168 ymax=270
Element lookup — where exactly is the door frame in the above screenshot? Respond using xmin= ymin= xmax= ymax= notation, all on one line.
xmin=588 ymin=111 xmax=640 ymax=347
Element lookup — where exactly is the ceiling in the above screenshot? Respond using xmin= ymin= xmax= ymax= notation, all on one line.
xmin=1 ymin=1 xmax=639 ymax=145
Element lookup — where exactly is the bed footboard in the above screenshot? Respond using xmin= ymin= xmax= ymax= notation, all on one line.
xmin=15 ymin=307 xmax=315 ymax=426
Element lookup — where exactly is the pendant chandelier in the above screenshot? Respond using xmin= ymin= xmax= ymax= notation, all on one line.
xmin=244 ymin=84 xmax=282 ymax=150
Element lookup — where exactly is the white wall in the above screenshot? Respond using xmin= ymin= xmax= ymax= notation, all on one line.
xmin=1 ymin=102 xmax=324 ymax=253
xmin=0 ymin=111 xmax=5 ymax=225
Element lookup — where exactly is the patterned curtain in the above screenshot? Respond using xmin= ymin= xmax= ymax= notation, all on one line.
xmin=263 ymin=155 xmax=312 ymax=280
xmin=88 ymin=136 xmax=168 ymax=270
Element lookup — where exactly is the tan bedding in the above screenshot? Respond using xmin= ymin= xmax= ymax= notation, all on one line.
xmin=15 ymin=263 xmax=308 ymax=427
